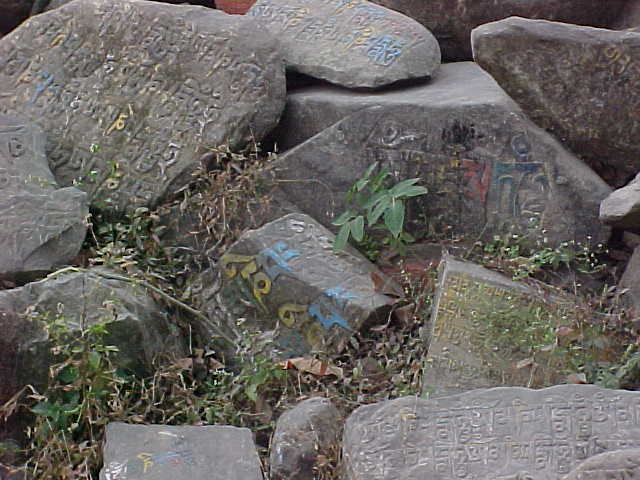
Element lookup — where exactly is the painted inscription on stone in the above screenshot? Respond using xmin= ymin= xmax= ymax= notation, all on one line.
xmin=343 ymin=385 xmax=640 ymax=480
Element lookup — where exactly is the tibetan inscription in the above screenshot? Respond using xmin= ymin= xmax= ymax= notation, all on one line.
xmin=0 ymin=0 xmax=285 ymax=211
xmin=343 ymin=385 xmax=640 ymax=480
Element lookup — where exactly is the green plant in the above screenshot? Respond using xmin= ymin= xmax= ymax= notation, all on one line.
xmin=332 ymin=162 xmax=428 ymax=255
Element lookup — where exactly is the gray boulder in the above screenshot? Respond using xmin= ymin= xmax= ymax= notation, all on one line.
xmin=620 ymin=245 xmax=640 ymax=318
xmin=0 ymin=0 xmax=285 ymax=211
xmin=600 ymin=172 xmax=640 ymax=231
xmin=247 ymin=0 xmax=440 ymax=89
xmin=563 ymin=449 xmax=640 ymax=480
xmin=472 ymin=17 xmax=640 ymax=187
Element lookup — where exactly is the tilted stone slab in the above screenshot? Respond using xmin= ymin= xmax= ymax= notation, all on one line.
xmin=0 ymin=114 xmax=87 ymax=279
xmin=272 ymin=72 xmax=612 ymax=247
xmin=423 ymin=255 xmax=575 ymax=398
xmin=219 ymin=213 xmax=400 ymax=355
xmin=343 ymin=385 xmax=640 ymax=480
xmin=247 ymin=0 xmax=440 ymax=89
xmin=473 ymin=17 xmax=640 ymax=187
xmin=100 ymin=423 xmax=263 ymax=480
xmin=563 ymin=448 xmax=640 ymax=480
xmin=0 ymin=0 xmax=285 ymax=211
xmin=600 ymin=172 xmax=640 ymax=232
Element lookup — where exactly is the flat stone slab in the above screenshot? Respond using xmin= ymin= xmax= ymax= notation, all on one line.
xmin=343 ymin=384 xmax=640 ymax=480
xmin=247 ymin=0 xmax=440 ymax=89
xmin=0 ymin=0 xmax=285 ymax=211
xmin=100 ymin=423 xmax=263 ymax=480
xmin=423 ymin=255 xmax=575 ymax=398
xmin=600 ymin=172 xmax=640 ymax=232
xmin=219 ymin=213 xmax=400 ymax=355
xmin=473 ymin=17 xmax=640 ymax=187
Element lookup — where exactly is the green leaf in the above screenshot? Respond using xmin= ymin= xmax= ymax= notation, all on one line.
xmin=88 ymin=351 xmax=102 ymax=372
xmin=333 ymin=223 xmax=351 ymax=253
xmin=363 ymin=162 xmax=379 ymax=179
xmin=397 ymin=185 xmax=428 ymax=198
xmin=368 ymin=197 xmax=390 ymax=226
xmin=361 ymin=191 xmax=388 ymax=211
xmin=332 ymin=209 xmax=357 ymax=226
xmin=351 ymin=216 xmax=365 ymax=242
xmin=389 ymin=179 xmax=428 ymax=198
xmin=245 ymin=382 xmax=258 ymax=403
xmin=58 ymin=366 xmax=78 ymax=384
xmin=385 ymin=199 xmax=405 ymax=238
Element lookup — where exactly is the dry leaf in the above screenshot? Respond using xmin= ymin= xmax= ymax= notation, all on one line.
xmin=567 ymin=373 xmax=587 ymax=384
xmin=516 ymin=357 xmax=535 ymax=369
xmin=280 ymin=357 xmax=343 ymax=377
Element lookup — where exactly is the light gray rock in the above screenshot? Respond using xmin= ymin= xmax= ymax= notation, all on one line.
xmin=600 ymin=172 xmax=640 ymax=231
xmin=562 ymin=448 xmax=640 ymax=480
xmin=472 ymin=17 xmax=640 ymax=187
xmin=343 ymin=385 xmax=640 ymax=480
xmin=100 ymin=423 xmax=263 ymax=480
xmin=0 ymin=0 xmax=285 ymax=211
xmin=247 ymin=0 xmax=440 ymax=89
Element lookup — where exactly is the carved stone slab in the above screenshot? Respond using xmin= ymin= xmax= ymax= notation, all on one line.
xmin=219 ymin=213 xmax=400 ymax=355
xmin=423 ymin=255 xmax=574 ymax=398
xmin=272 ymin=81 xmax=611 ymax=247
xmin=0 ymin=0 xmax=285 ymax=211
xmin=563 ymin=448 xmax=640 ymax=480
xmin=473 ymin=17 xmax=640 ymax=187
xmin=343 ymin=385 xmax=640 ymax=480
xmin=0 ymin=114 xmax=87 ymax=279
xmin=100 ymin=423 xmax=263 ymax=480
xmin=247 ymin=0 xmax=440 ymax=89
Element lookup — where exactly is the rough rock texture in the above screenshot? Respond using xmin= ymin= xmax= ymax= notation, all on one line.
xmin=620 ymin=245 xmax=640 ymax=318
xmin=600 ymin=172 xmax=640 ymax=231
xmin=247 ymin=0 xmax=440 ymax=89
xmin=472 ymin=17 xmax=640 ymax=187
xmin=100 ymin=423 xmax=263 ymax=480
xmin=369 ymin=0 xmax=628 ymax=61
xmin=563 ymin=448 xmax=640 ymax=480
xmin=0 ymin=115 xmax=87 ymax=280
xmin=270 ymin=397 xmax=341 ymax=480
xmin=0 ymin=0 xmax=286 ymax=211
xmin=272 ymin=67 xmax=612 ymax=248
xmin=343 ymin=384 xmax=640 ymax=480
xmin=219 ymin=213 xmax=401 ymax=356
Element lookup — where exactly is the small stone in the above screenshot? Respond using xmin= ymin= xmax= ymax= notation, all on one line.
xmin=600 ymin=173 xmax=640 ymax=231
xmin=563 ymin=449 xmax=640 ymax=480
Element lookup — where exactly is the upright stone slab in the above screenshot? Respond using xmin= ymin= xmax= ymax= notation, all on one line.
xmin=473 ymin=17 xmax=640 ymax=187
xmin=219 ymin=213 xmax=400 ymax=355
xmin=343 ymin=385 xmax=640 ymax=480
xmin=423 ymin=255 xmax=574 ymax=398
xmin=100 ymin=423 xmax=263 ymax=480
xmin=0 ymin=0 xmax=285 ymax=211
xmin=247 ymin=0 xmax=440 ymax=89
xmin=0 ymin=115 xmax=87 ymax=279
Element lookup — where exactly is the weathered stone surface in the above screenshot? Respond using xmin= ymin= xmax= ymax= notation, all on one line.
xmin=219 ymin=213 xmax=400 ymax=355
xmin=620 ymin=245 xmax=640 ymax=318
xmin=0 ymin=0 xmax=285 ymax=211
xmin=563 ymin=448 xmax=640 ymax=480
xmin=600 ymin=172 xmax=640 ymax=231
xmin=472 ymin=17 xmax=640 ymax=187
xmin=343 ymin=384 xmax=640 ymax=480
xmin=423 ymin=255 xmax=574 ymax=398
xmin=0 ymin=115 xmax=88 ymax=279
xmin=272 ymin=69 xmax=612 ymax=247
xmin=100 ymin=423 xmax=263 ymax=480
xmin=247 ymin=0 xmax=440 ymax=89
xmin=270 ymin=397 xmax=341 ymax=480
xmin=369 ymin=0 xmax=628 ymax=61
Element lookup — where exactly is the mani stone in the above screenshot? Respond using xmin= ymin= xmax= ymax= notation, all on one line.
xmin=563 ymin=448 xmax=640 ymax=480
xmin=343 ymin=384 xmax=640 ymax=480
xmin=0 ymin=0 xmax=286 ymax=211
xmin=472 ymin=17 xmax=640 ymax=187
xmin=422 ymin=255 xmax=575 ymax=398
xmin=247 ymin=0 xmax=440 ymax=89
xmin=0 ymin=114 xmax=87 ymax=280
xmin=100 ymin=423 xmax=263 ymax=480
xmin=600 ymin=172 xmax=640 ymax=232
xmin=219 ymin=213 xmax=400 ymax=356
xmin=271 ymin=65 xmax=611 ymax=248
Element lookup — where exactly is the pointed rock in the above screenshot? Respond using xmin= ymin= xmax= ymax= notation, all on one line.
xmin=600 ymin=172 xmax=640 ymax=231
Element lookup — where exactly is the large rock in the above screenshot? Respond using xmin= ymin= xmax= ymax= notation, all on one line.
xmin=343 ymin=384 xmax=640 ymax=480
xmin=600 ymin=172 xmax=640 ymax=231
xmin=0 ymin=114 xmax=87 ymax=280
xmin=0 ymin=0 xmax=286 ymax=211
xmin=272 ymin=65 xmax=612 ymax=247
xmin=247 ymin=0 xmax=440 ymax=89
xmin=219 ymin=213 xmax=400 ymax=356
xmin=563 ymin=449 xmax=640 ymax=480
xmin=100 ymin=423 xmax=263 ymax=480
xmin=620 ymin=245 xmax=640 ymax=318
xmin=472 ymin=17 xmax=640 ymax=187
xmin=370 ymin=0 xmax=628 ymax=61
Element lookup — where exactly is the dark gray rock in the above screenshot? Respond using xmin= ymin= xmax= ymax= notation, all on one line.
xmin=247 ymin=0 xmax=440 ymax=89
xmin=219 ymin=213 xmax=400 ymax=355
xmin=563 ymin=448 xmax=640 ymax=480
xmin=620 ymin=245 xmax=640 ymax=318
xmin=612 ymin=3 xmax=640 ymax=29
xmin=272 ymin=74 xmax=612 ymax=247
xmin=100 ymin=423 xmax=263 ymax=480
xmin=472 ymin=17 xmax=640 ymax=187
xmin=0 ymin=0 xmax=285 ymax=211
xmin=0 ymin=0 xmax=32 ymax=35
xmin=0 ymin=115 xmax=87 ymax=280
xmin=343 ymin=384 xmax=640 ymax=480
xmin=270 ymin=397 xmax=341 ymax=480
xmin=369 ymin=0 xmax=627 ymax=61
xmin=600 ymin=172 xmax=640 ymax=231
